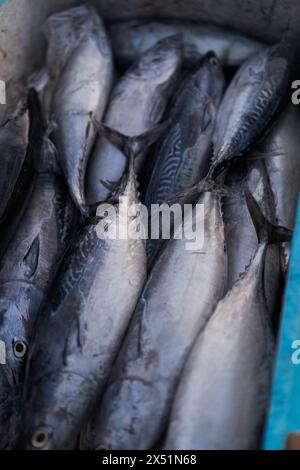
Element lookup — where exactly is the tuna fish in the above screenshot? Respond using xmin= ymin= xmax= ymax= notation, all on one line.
xmin=164 ymin=191 xmax=291 ymax=450
xmin=43 ymin=4 xmax=113 ymax=212
xmin=210 ymin=34 xmax=298 ymax=179
xmin=223 ymin=159 xmax=281 ymax=314
xmin=0 ymin=99 xmax=29 ymax=221
xmin=85 ymin=35 xmax=183 ymax=206
xmin=144 ymin=52 xmax=225 ymax=263
xmin=255 ymin=105 xmax=300 ymax=273
xmin=22 ymin=126 xmax=153 ymax=450
xmin=108 ymin=20 xmax=264 ymax=68
xmin=80 ymin=191 xmax=227 ymax=450
xmin=0 ymin=135 xmax=77 ymax=449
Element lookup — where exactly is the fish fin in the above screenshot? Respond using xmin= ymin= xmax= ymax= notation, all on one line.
xmin=245 ymin=190 xmax=292 ymax=244
xmin=92 ymin=119 xmax=171 ymax=162
xmin=232 ymin=149 xmax=285 ymax=164
xmin=99 ymin=179 xmax=120 ymax=194
xmin=23 ymin=236 xmax=40 ymax=278
xmin=163 ymin=177 xmax=234 ymax=204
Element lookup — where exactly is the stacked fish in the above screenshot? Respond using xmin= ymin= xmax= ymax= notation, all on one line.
xmin=0 ymin=4 xmax=299 ymax=450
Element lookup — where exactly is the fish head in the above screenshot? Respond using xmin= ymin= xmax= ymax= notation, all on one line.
xmin=0 ymin=284 xmax=41 ymax=388
xmin=190 ymin=51 xmax=225 ymax=101
xmin=128 ymin=34 xmax=183 ymax=85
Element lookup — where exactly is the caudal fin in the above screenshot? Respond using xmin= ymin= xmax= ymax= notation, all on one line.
xmin=245 ymin=189 xmax=292 ymax=244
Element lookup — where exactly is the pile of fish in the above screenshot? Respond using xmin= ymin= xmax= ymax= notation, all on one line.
xmin=0 ymin=3 xmax=299 ymax=450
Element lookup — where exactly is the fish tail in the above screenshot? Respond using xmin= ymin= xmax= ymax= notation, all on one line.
xmin=245 ymin=189 xmax=292 ymax=244
xmin=162 ymin=176 xmax=234 ymax=204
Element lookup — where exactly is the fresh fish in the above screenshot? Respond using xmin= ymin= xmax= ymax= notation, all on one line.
xmin=164 ymin=192 xmax=291 ymax=450
xmin=224 ymin=159 xmax=281 ymax=314
xmin=211 ymin=34 xmax=298 ymax=179
xmin=144 ymin=52 xmax=225 ymax=263
xmin=108 ymin=20 xmax=265 ymax=68
xmin=0 ymin=136 xmax=77 ymax=449
xmin=85 ymin=35 xmax=183 ymax=206
xmin=81 ymin=192 xmax=227 ymax=450
xmin=22 ymin=127 xmax=152 ymax=450
xmin=256 ymin=105 xmax=300 ymax=272
xmin=43 ymin=5 xmax=113 ymax=212
xmin=0 ymin=99 xmax=29 ymax=220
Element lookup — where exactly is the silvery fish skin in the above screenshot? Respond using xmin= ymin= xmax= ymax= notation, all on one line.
xmin=164 ymin=239 xmax=275 ymax=450
xmin=0 ymin=100 xmax=29 ymax=220
xmin=85 ymin=35 xmax=183 ymax=206
xmin=0 ymin=138 xmax=77 ymax=449
xmin=224 ymin=159 xmax=281 ymax=314
xmin=144 ymin=52 xmax=225 ymax=262
xmin=44 ymin=5 xmax=113 ymax=212
xmin=212 ymin=35 xmax=297 ymax=178
xmin=256 ymin=105 xmax=300 ymax=272
xmin=81 ymin=193 xmax=227 ymax=450
xmin=23 ymin=163 xmax=146 ymax=450
xmin=108 ymin=20 xmax=264 ymax=68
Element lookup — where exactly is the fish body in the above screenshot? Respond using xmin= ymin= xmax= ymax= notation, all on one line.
xmin=257 ymin=105 xmax=300 ymax=272
xmin=164 ymin=242 xmax=274 ymax=450
xmin=81 ymin=192 xmax=227 ymax=450
xmin=86 ymin=35 xmax=183 ymax=206
xmin=44 ymin=5 xmax=113 ymax=212
xmin=0 ymin=101 xmax=29 ymax=220
xmin=224 ymin=159 xmax=281 ymax=314
xmin=0 ymin=138 xmax=77 ymax=449
xmin=108 ymin=20 xmax=264 ymax=68
xmin=23 ymin=159 xmax=146 ymax=450
xmin=144 ymin=52 xmax=224 ymax=262
xmin=212 ymin=35 xmax=298 ymax=177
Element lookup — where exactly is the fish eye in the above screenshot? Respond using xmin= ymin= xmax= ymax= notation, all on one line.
xmin=31 ymin=429 xmax=50 ymax=449
xmin=13 ymin=340 xmax=28 ymax=359
xmin=209 ymin=56 xmax=219 ymax=67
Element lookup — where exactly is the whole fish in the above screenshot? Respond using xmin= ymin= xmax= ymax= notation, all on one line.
xmin=81 ymin=192 xmax=227 ymax=450
xmin=85 ymin=35 xmax=183 ymax=206
xmin=223 ymin=159 xmax=281 ymax=314
xmin=0 ymin=99 xmax=29 ymax=220
xmin=256 ymin=105 xmax=300 ymax=272
xmin=22 ymin=128 xmax=151 ymax=450
xmin=0 ymin=137 xmax=77 ymax=449
xmin=164 ymin=192 xmax=291 ymax=450
xmin=144 ymin=52 xmax=225 ymax=262
xmin=43 ymin=5 xmax=113 ymax=212
xmin=108 ymin=20 xmax=264 ymax=68
xmin=210 ymin=34 xmax=298 ymax=179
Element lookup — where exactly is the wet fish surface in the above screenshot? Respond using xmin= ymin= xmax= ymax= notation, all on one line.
xmin=164 ymin=193 xmax=290 ymax=450
xmin=211 ymin=34 xmax=298 ymax=178
xmin=23 ymin=140 xmax=147 ymax=450
xmin=0 ymin=136 xmax=77 ymax=449
xmin=144 ymin=52 xmax=224 ymax=262
xmin=86 ymin=35 xmax=183 ymax=206
xmin=43 ymin=4 xmax=113 ymax=212
xmin=108 ymin=20 xmax=265 ymax=68
xmin=81 ymin=192 xmax=227 ymax=450
xmin=256 ymin=105 xmax=300 ymax=272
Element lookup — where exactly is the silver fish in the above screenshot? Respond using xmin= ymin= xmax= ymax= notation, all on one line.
xmin=144 ymin=52 xmax=225 ymax=263
xmin=108 ymin=20 xmax=264 ymax=68
xmin=223 ymin=159 xmax=281 ymax=314
xmin=164 ymin=192 xmax=291 ymax=450
xmin=85 ymin=35 xmax=183 ymax=206
xmin=81 ymin=192 xmax=227 ymax=450
xmin=211 ymin=34 xmax=298 ymax=178
xmin=23 ymin=131 xmax=147 ymax=450
xmin=0 ymin=136 xmax=77 ymax=449
xmin=256 ymin=105 xmax=300 ymax=272
xmin=44 ymin=5 xmax=113 ymax=212
xmin=0 ymin=100 xmax=29 ymax=220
